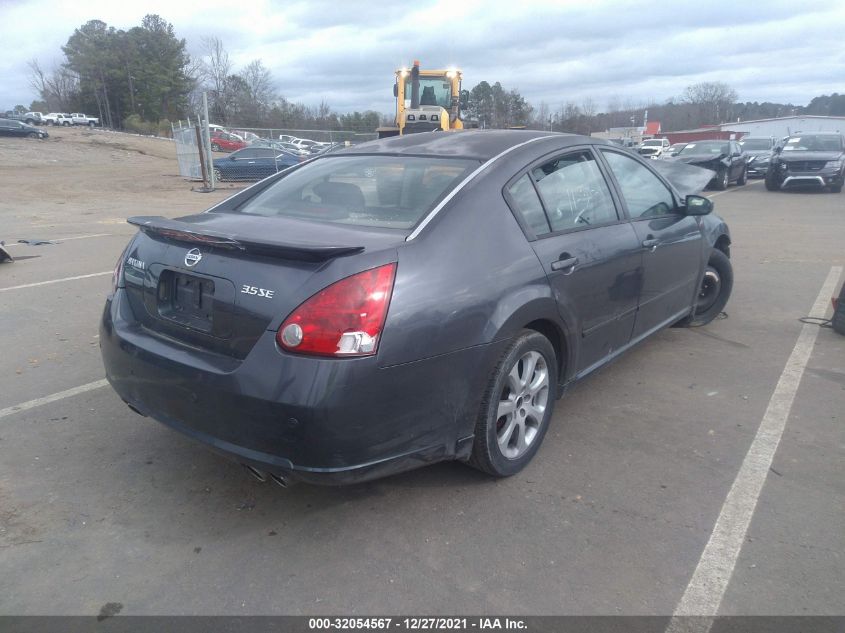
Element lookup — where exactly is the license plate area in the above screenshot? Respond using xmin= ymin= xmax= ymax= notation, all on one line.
xmin=157 ymin=271 xmax=216 ymax=333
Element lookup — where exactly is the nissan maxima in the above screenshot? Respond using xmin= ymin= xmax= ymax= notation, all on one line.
xmin=101 ymin=130 xmax=733 ymax=486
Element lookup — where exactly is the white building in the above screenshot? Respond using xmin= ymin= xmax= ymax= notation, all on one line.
xmin=720 ymin=115 xmax=845 ymax=138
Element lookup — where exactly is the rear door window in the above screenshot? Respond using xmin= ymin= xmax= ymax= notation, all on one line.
xmin=531 ymin=150 xmax=619 ymax=232
xmin=506 ymin=174 xmax=551 ymax=235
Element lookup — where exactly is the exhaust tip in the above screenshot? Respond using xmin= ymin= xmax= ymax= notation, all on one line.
xmin=269 ymin=472 xmax=290 ymax=488
xmin=243 ymin=464 xmax=268 ymax=483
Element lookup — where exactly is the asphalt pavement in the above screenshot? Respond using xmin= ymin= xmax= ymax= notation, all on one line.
xmin=0 ymin=178 xmax=842 ymax=617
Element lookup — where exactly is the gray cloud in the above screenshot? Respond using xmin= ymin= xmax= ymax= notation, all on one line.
xmin=1 ymin=0 xmax=843 ymax=114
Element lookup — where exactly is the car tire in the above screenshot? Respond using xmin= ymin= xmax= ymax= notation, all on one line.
xmin=713 ymin=168 xmax=728 ymax=190
xmin=213 ymin=168 xmax=223 ymax=182
xmin=62 ymin=121 xmax=70 ymax=127
xmin=737 ymin=166 xmax=747 ymax=185
xmin=211 ymin=143 xmax=220 ymax=152
xmin=680 ymin=250 xmax=733 ymax=327
xmin=27 ymin=132 xmax=39 ymax=139
xmin=468 ymin=330 xmax=558 ymax=478
xmin=830 ymin=180 xmax=842 ymax=194
xmin=88 ymin=121 xmax=95 ymax=127
xmin=765 ymin=172 xmax=779 ymax=191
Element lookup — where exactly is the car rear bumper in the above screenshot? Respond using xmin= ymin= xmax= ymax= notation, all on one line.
xmin=100 ymin=291 xmax=498 ymax=485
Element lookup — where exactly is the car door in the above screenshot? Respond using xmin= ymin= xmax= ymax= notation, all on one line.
xmin=505 ymin=147 xmax=643 ymax=375
xmin=599 ymin=149 xmax=703 ymax=339
xmin=231 ymin=148 xmax=260 ymax=178
xmin=730 ymin=141 xmax=745 ymax=180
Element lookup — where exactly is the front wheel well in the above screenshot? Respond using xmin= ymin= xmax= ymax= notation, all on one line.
xmin=523 ymin=318 xmax=567 ymax=384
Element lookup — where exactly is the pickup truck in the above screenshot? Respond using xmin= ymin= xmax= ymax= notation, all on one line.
xmin=3 ymin=111 xmax=42 ymax=125
xmin=69 ymin=113 xmax=99 ymax=127
xmin=44 ymin=112 xmax=73 ymax=126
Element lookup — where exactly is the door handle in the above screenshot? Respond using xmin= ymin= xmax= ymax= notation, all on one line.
xmin=551 ymin=256 xmax=579 ymax=272
xmin=642 ymin=238 xmax=659 ymax=251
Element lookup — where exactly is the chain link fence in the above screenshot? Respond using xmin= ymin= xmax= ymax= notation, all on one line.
xmin=172 ymin=117 xmax=206 ymax=182
xmin=173 ymin=119 xmax=379 ymax=188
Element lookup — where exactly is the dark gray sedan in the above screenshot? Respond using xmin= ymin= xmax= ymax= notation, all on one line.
xmin=101 ymin=131 xmax=733 ymax=486
xmin=0 ymin=118 xmax=49 ymax=139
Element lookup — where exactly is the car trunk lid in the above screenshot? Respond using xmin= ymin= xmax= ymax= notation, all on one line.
xmin=122 ymin=213 xmax=403 ymax=359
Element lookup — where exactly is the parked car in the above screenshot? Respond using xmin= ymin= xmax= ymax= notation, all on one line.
xmin=661 ymin=143 xmax=687 ymax=159
xmin=0 ymin=118 xmax=49 ymax=139
xmin=43 ymin=112 xmax=72 ymax=126
xmin=668 ymin=140 xmax=747 ymax=190
xmin=739 ymin=136 xmax=776 ymax=178
xmin=210 ymin=130 xmax=247 ymax=153
xmin=638 ymin=138 xmax=670 ymax=158
xmin=765 ymin=133 xmax=845 ymax=193
xmin=69 ymin=113 xmax=99 ymax=127
xmin=212 ymin=146 xmax=300 ymax=181
xmin=101 ymin=131 xmax=733 ymax=486
xmin=3 ymin=111 xmax=42 ymax=125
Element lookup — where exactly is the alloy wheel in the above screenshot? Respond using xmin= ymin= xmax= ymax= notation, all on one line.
xmin=496 ymin=350 xmax=550 ymax=460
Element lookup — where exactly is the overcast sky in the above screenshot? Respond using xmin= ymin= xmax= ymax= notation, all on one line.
xmin=1 ymin=0 xmax=844 ymax=114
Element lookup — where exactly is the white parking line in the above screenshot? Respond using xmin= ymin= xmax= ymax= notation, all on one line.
xmin=705 ymin=180 xmax=760 ymax=199
xmin=0 ymin=379 xmax=109 ymax=420
xmin=3 ymin=233 xmax=113 ymax=247
xmin=0 ymin=271 xmax=111 ymax=292
xmin=666 ymin=265 xmax=842 ymax=632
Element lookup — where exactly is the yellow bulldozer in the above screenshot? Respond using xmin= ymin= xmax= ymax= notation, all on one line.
xmin=377 ymin=60 xmax=468 ymax=138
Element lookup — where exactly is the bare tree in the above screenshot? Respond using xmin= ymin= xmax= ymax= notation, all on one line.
xmin=682 ymin=81 xmax=738 ymax=125
xmin=27 ymin=58 xmax=78 ymax=111
xmin=199 ymin=36 xmax=232 ymax=122
xmin=241 ymin=60 xmax=276 ymax=125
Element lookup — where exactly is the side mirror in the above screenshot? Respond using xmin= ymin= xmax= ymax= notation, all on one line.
xmin=774 ymin=145 xmax=783 ymax=154
xmin=684 ymin=194 xmax=713 ymax=216
xmin=460 ymin=89 xmax=469 ymax=109
xmin=393 ymin=83 xmax=398 ymax=98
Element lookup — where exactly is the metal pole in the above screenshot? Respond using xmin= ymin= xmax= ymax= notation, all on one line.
xmin=195 ymin=124 xmax=209 ymax=188
xmin=202 ymin=92 xmax=215 ymax=189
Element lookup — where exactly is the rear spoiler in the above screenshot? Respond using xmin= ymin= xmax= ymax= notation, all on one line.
xmin=127 ymin=216 xmax=364 ymax=262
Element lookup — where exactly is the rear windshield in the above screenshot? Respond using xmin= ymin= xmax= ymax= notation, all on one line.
xmin=224 ymin=156 xmax=478 ymax=229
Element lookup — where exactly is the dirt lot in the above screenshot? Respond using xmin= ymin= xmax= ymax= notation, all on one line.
xmin=0 ymin=128 xmax=843 ymax=621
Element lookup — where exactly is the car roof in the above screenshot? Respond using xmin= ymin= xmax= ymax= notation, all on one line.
xmin=342 ymin=130 xmax=582 ymax=161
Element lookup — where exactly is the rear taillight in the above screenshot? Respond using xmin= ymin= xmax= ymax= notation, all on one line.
xmin=277 ymin=263 xmax=397 ymax=357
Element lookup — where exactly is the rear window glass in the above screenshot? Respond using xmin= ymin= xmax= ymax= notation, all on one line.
xmin=225 ymin=156 xmax=478 ymax=229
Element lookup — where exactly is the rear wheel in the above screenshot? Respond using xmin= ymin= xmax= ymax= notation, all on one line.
xmin=62 ymin=121 xmax=70 ymax=127
xmin=736 ymin=166 xmax=747 ymax=185
xmin=88 ymin=121 xmax=95 ymax=127
xmin=679 ymin=250 xmax=733 ymax=327
xmin=213 ymin=167 xmax=223 ymax=182
xmin=713 ymin=168 xmax=729 ymax=190
xmin=469 ymin=330 xmax=558 ymax=477
xmin=211 ymin=143 xmax=220 ymax=152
